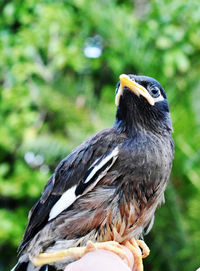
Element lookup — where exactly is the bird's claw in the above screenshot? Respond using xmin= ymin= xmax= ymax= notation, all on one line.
xmin=123 ymin=238 xmax=150 ymax=271
xmin=136 ymin=240 xmax=150 ymax=259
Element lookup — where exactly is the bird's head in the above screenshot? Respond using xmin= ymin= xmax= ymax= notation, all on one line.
xmin=114 ymin=74 xmax=173 ymax=135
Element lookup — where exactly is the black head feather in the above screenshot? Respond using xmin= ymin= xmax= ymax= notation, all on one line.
xmin=115 ymin=74 xmax=173 ymax=135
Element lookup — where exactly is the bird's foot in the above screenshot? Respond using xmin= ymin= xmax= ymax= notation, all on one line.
xmin=30 ymin=246 xmax=86 ymax=266
xmin=123 ymin=238 xmax=150 ymax=271
xmin=30 ymin=240 xmax=131 ymax=267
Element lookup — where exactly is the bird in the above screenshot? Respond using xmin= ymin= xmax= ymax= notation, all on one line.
xmin=12 ymin=74 xmax=174 ymax=271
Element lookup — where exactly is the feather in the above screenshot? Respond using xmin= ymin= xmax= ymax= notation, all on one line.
xmin=49 ymin=147 xmax=119 ymax=220
xmin=48 ymin=186 xmax=77 ymax=221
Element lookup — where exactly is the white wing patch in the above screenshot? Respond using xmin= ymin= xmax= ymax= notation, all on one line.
xmin=48 ymin=147 xmax=119 ymax=221
xmin=84 ymin=147 xmax=119 ymax=184
xmin=49 ymin=186 xmax=76 ymax=221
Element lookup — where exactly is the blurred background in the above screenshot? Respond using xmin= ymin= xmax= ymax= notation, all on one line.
xmin=0 ymin=0 xmax=200 ymax=270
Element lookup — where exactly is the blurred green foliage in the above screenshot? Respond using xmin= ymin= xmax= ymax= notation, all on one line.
xmin=0 ymin=0 xmax=200 ymax=270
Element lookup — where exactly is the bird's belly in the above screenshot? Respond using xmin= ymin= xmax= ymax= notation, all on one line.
xmin=96 ymin=179 xmax=166 ymax=243
xmin=95 ymin=193 xmax=139 ymax=243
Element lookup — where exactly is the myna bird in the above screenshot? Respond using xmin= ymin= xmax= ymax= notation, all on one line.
xmin=12 ymin=74 xmax=174 ymax=271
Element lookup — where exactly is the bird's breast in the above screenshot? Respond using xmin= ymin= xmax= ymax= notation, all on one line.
xmin=97 ymin=133 xmax=174 ymax=241
xmin=116 ymin=132 xmax=173 ymax=183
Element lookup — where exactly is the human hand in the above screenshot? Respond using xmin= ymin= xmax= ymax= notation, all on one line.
xmin=64 ymin=246 xmax=134 ymax=271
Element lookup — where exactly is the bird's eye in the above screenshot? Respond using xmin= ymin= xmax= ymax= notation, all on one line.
xmin=149 ymin=87 xmax=160 ymax=98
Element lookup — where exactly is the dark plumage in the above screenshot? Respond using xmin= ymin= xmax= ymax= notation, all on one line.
xmin=12 ymin=74 xmax=174 ymax=271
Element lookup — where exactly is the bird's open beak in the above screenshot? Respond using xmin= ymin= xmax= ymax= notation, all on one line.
xmin=115 ymin=74 xmax=155 ymax=106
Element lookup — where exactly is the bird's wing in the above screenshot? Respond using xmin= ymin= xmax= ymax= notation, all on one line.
xmin=19 ymin=128 xmax=123 ymax=254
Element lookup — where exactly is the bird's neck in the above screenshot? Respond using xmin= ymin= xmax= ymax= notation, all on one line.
xmin=114 ymin=116 xmax=144 ymax=137
xmin=114 ymin=106 xmax=172 ymax=137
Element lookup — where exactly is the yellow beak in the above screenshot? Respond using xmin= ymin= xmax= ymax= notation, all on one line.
xmin=115 ymin=74 xmax=155 ymax=106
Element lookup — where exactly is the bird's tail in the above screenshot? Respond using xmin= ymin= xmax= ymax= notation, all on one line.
xmin=11 ymin=260 xmax=53 ymax=271
xmin=11 ymin=261 xmax=28 ymax=271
